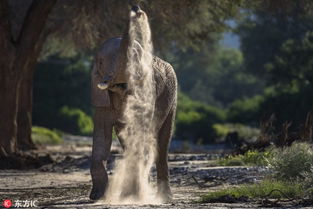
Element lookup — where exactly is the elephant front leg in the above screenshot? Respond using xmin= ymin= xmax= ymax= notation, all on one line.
xmin=90 ymin=108 xmax=113 ymax=200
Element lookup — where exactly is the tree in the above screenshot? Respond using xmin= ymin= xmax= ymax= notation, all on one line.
xmin=0 ymin=0 xmax=57 ymax=155
xmin=0 ymin=0 xmax=242 ymax=157
xmin=235 ymin=0 xmax=313 ymax=127
xmin=175 ymin=92 xmax=226 ymax=143
xmin=168 ymin=45 xmax=263 ymax=107
xmin=237 ymin=0 xmax=313 ymax=80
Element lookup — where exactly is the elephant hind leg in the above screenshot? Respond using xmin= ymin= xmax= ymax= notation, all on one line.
xmin=156 ymin=107 xmax=175 ymax=202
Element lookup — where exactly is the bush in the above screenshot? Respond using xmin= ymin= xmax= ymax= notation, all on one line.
xmin=33 ymin=56 xmax=93 ymax=133
xmin=227 ymin=95 xmax=263 ymax=124
xmin=218 ymin=143 xmax=313 ymax=183
xmin=58 ymin=106 xmax=93 ymax=135
xmin=32 ymin=126 xmax=63 ymax=145
xmin=208 ymin=143 xmax=313 ymax=203
xmin=213 ymin=123 xmax=260 ymax=141
xmin=176 ymin=92 xmax=226 ymax=143
xmin=218 ymin=149 xmax=272 ymax=166
xmin=269 ymin=142 xmax=313 ymax=181
xmin=199 ymin=180 xmax=304 ymax=202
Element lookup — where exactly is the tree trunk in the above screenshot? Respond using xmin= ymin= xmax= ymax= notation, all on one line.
xmin=16 ymin=40 xmax=45 ymax=151
xmin=0 ymin=71 xmax=19 ymax=156
xmin=0 ymin=0 xmax=57 ymax=157
xmin=17 ymin=71 xmax=36 ymax=150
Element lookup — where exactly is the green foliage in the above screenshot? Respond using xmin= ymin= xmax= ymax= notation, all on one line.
xmin=269 ymin=142 xmax=313 ymax=181
xmin=176 ymin=92 xmax=226 ymax=143
xmin=32 ymin=126 xmax=63 ymax=145
xmin=34 ymin=1 xmax=313 ymax=141
xmin=243 ymin=150 xmax=272 ymax=166
xmin=266 ymin=32 xmax=313 ymax=87
xmin=59 ymin=106 xmax=93 ymax=135
xmin=256 ymin=32 xmax=313 ymax=128
xmin=236 ymin=4 xmax=313 ymax=128
xmin=213 ymin=123 xmax=260 ymax=141
xmin=212 ymin=124 xmax=230 ymax=139
xmin=33 ymin=56 xmax=93 ymax=135
xmin=199 ymin=180 xmax=304 ymax=202
xmin=147 ymin=0 xmax=243 ymax=52
xmin=217 ymin=156 xmax=245 ymax=166
xmin=302 ymin=167 xmax=313 ymax=191
xmin=237 ymin=3 xmax=313 ymax=80
xmin=43 ymin=0 xmax=244 ymax=56
xmin=210 ymin=49 xmax=264 ymax=106
xmin=210 ymin=143 xmax=313 ymax=202
xmin=218 ymin=143 xmax=313 ymax=182
xmin=170 ymin=47 xmax=263 ymax=107
xmin=218 ymin=149 xmax=272 ymax=166
xmin=227 ymin=95 xmax=264 ymax=124
xmin=259 ymin=86 xmax=313 ymax=128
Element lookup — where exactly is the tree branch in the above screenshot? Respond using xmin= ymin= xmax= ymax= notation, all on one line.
xmin=17 ymin=0 xmax=57 ymax=50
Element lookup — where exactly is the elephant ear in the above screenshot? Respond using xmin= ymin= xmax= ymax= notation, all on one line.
xmin=91 ymin=65 xmax=110 ymax=107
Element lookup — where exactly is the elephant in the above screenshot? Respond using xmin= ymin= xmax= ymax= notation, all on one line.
xmin=89 ymin=6 xmax=177 ymax=201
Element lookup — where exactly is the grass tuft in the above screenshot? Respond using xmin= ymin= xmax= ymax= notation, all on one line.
xmin=199 ymin=180 xmax=304 ymax=203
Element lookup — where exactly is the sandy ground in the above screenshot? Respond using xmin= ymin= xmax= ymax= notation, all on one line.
xmin=0 ymin=141 xmax=311 ymax=209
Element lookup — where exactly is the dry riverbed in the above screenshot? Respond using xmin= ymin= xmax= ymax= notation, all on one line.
xmin=0 ymin=139 xmax=310 ymax=209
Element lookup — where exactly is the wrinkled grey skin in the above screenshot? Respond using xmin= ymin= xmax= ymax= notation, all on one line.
xmin=89 ymin=35 xmax=177 ymax=201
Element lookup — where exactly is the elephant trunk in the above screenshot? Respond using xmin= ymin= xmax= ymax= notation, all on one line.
xmin=97 ymin=5 xmax=144 ymax=91
xmin=108 ymin=6 xmax=143 ymax=83
xmin=117 ymin=4 xmax=143 ymax=65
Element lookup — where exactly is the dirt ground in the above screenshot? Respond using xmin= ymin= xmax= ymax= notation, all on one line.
xmin=0 ymin=138 xmax=311 ymax=209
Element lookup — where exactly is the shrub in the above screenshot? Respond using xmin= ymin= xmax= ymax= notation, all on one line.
xmin=243 ymin=150 xmax=273 ymax=166
xmin=269 ymin=142 xmax=313 ymax=181
xmin=58 ymin=106 xmax=93 ymax=135
xmin=213 ymin=123 xmax=260 ymax=141
xmin=32 ymin=126 xmax=63 ymax=145
xmin=218 ymin=156 xmax=245 ymax=166
xmin=218 ymin=149 xmax=273 ymax=166
xmin=302 ymin=167 xmax=313 ymax=191
xmin=227 ymin=95 xmax=263 ymax=124
xmin=33 ymin=56 xmax=92 ymax=133
xmin=176 ymin=92 xmax=226 ymax=143
xmin=210 ymin=143 xmax=313 ymax=202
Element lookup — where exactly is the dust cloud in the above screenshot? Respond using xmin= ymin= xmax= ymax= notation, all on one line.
xmin=104 ymin=8 xmax=161 ymax=204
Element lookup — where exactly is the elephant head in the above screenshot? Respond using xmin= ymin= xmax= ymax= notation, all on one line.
xmin=92 ymin=5 xmax=147 ymax=107
xmin=95 ymin=37 xmax=128 ymax=91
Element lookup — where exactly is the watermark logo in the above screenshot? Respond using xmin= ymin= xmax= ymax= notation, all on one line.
xmin=2 ymin=199 xmax=38 ymax=208
xmin=15 ymin=200 xmax=38 ymax=208
xmin=3 ymin=200 xmax=12 ymax=208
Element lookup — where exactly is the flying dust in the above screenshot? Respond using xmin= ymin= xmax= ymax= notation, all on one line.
xmin=104 ymin=8 xmax=161 ymax=204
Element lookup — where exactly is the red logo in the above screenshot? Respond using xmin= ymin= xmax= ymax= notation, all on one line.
xmin=3 ymin=200 xmax=12 ymax=208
